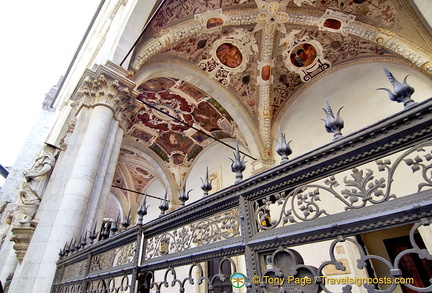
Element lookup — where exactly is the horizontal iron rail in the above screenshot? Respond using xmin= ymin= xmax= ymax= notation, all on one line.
xmin=140 ymin=237 xmax=245 ymax=271
xmin=52 ymin=98 xmax=432 ymax=291
xmin=246 ymin=190 xmax=432 ymax=249
xmin=57 ymin=227 xmax=139 ymax=265
xmin=53 ymin=266 xmax=134 ymax=287
xmin=140 ymin=99 xmax=432 ymax=237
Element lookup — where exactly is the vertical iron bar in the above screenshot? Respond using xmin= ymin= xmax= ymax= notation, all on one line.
xmin=238 ymin=193 xmax=259 ymax=293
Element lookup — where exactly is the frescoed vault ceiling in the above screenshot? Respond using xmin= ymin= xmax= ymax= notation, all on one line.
xmin=132 ymin=77 xmax=235 ymax=167
xmin=112 ymin=0 xmax=432 ymax=203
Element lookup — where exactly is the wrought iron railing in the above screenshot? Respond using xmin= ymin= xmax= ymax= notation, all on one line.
xmin=52 ymin=95 xmax=432 ymax=293
xmin=52 ymin=226 xmax=140 ymax=293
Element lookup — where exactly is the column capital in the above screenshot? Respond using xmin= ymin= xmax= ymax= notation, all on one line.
xmin=72 ymin=63 xmax=138 ymax=131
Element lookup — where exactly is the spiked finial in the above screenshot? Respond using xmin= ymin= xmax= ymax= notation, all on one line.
xmin=137 ymin=194 xmax=149 ymax=225
xmin=122 ymin=209 xmax=131 ymax=229
xmin=110 ymin=214 xmax=120 ymax=236
xmin=88 ymin=221 xmax=98 ymax=245
xmin=230 ymin=140 xmax=246 ymax=183
xmin=64 ymin=240 xmax=71 ymax=256
xmin=100 ymin=222 xmax=110 ymax=239
xmin=275 ymin=127 xmax=292 ymax=163
xmin=59 ymin=247 xmax=65 ymax=259
xmin=322 ymin=101 xmax=344 ymax=141
xmin=74 ymin=238 xmax=81 ymax=251
xmin=80 ymin=232 xmax=87 ymax=249
xmin=159 ymin=191 xmax=169 ymax=216
xmin=377 ymin=65 xmax=416 ymax=108
xmin=178 ymin=179 xmax=192 ymax=206
xmin=69 ymin=238 xmax=76 ymax=253
xmin=201 ymin=167 xmax=214 ymax=196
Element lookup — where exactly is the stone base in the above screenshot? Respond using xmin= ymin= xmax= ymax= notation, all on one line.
xmin=10 ymin=226 xmax=35 ymax=263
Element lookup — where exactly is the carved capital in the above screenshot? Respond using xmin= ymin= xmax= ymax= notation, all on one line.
xmin=73 ymin=64 xmax=137 ymax=131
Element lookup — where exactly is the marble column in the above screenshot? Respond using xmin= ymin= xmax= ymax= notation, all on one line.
xmin=8 ymin=64 xmax=136 ymax=293
xmin=84 ymin=119 xmax=124 ymax=233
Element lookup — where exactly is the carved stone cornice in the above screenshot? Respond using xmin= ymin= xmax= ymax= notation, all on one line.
xmin=72 ymin=63 xmax=138 ymax=131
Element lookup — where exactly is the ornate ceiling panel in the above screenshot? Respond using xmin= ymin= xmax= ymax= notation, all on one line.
xmin=130 ymin=78 xmax=235 ymax=167
xmin=315 ymin=0 xmax=399 ymax=27
xmin=115 ymin=0 xmax=432 ymax=199
xmin=158 ymin=27 xmax=260 ymax=117
xmin=149 ymin=0 xmax=255 ymax=30
xmin=113 ymin=149 xmax=156 ymax=200
xmin=271 ymin=27 xmax=397 ymax=116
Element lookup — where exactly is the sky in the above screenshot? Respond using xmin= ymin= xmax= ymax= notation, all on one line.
xmin=0 ymin=1 xmax=101 ymax=173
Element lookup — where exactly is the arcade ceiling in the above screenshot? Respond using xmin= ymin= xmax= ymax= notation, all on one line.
xmin=110 ymin=0 xmax=432 ymax=207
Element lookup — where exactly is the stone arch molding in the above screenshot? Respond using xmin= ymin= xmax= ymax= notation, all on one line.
xmin=132 ymin=60 xmax=264 ymax=161
xmin=130 ymin=7 xmax=432 ymax=75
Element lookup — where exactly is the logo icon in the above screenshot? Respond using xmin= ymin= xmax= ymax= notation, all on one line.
xmin=230 ymin=272 xmax=247 ymax=288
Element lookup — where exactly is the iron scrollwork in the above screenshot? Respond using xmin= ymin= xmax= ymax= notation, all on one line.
xmin=258 ymin=219 xmax=432 ymax=293
xmin=61 ymin=259 xmax=87 ymax=282
xmin=141 ymin=257 xmax=237 ymax=293
xmin=255 ymin=142 xmax=432 ymax=230
xmin=84 ymin=274 xmax=131 ymax=293
xmin=317 ymin=219 xmax=432 ymax=293
xmin=145 ymin=208 xmax=240 ymax=260
xmin=89 ymin=241 xmax=136 ymax=273
xmin=260 ymin=247 xmax=320 ymax=293
xmin=114 ymin=241 xmax=137 ymax=266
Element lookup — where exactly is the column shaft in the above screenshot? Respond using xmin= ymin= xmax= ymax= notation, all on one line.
xmin=10 ymin=105 xmax=116 ymax=293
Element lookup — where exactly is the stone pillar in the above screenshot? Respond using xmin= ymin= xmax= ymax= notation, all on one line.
xmin=7 ymin=64 xmax=136 ymax=293
xmin=84 ymin=120 xmax=124 ymax=232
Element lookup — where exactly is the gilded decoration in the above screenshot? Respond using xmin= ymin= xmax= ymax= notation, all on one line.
xmin=144 ymin=208 xmax=241 ymax=260
xmin=194 ymin=9 xmax=227 ymax=31
xmin=258 ymin=222 xmax=432 ymax=293
xmin=284 ymin=39 xmax=331 ymax=82
xmin=89 ymin=241 xmax=136 ymax=273
xmin=149 ymin=0 xmax=255 ymax=30
xmin=254 ymin=0 xmax=289 ymax=35
xmin=61 ymin=260 xmax=87 ymax=281
xmin=199 ymin=28 xmax=258 ymax=85
xmin=271 ymin=28 xmax=396 ymax=116
xmin=318 ymin=9 xmax=356 ymax=37
xmin=119 ymin=0 xmax=432 ymax=227
xmin=113 ymin=241 xmax=137 ymax=266
xmin=255 ymin=141 xmax=432 ymax=230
